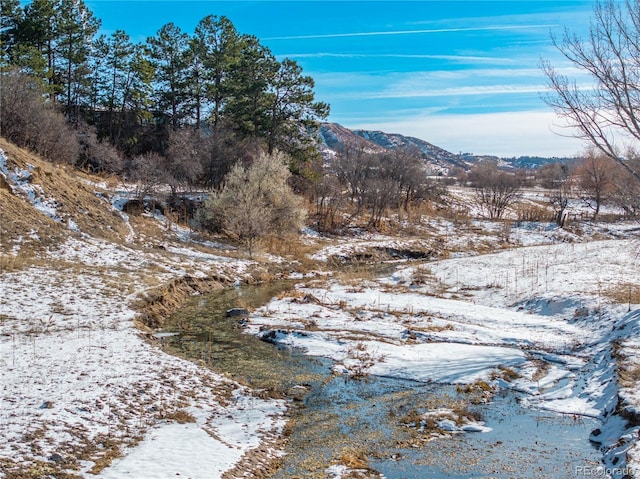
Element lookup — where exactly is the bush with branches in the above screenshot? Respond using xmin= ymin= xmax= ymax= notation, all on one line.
xmin=198 ymin=150 xmax=306 ymax=256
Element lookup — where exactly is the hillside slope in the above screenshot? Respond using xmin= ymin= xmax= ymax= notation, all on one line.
xmin=0 ymin=138 xmax=131 ymax=259
xmin=0 ymin=139 xmax=287 ymax=479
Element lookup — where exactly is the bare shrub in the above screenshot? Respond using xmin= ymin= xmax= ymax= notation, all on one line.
xmin=312 ymin=174 xmax=347 ymax=232
xmin=0 ymin=69 xmax=79 ymax=163
xmin=516 ymin=204 xmax=551 ymax=222
xmin=165 ymin=128 xmax=205 ymax=193
xmin=331 ymin=145 xmax=438 ymax=228
xmin=198 ymin=150 xmax=306 ymax=256
xmin=129 ymin=152 xmax=168 ymax=200
xmin=575 ymin=149 xmax=616 ymax=220
xmin=76 ymin=122 xmax=124 ymax=173
xmin=610 ymin=156 xmax=640 ymax=217
xmin=345 ymin=342 xmax=385 ymax=379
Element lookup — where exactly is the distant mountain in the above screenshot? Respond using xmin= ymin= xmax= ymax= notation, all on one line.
xmin=317 ymin=122 xmax=574 ymax=174
xmin=318 ymin=123 xmax=469 ymax=174
xmin=352 ymin=129 xmax=468 ymax=170
xmin=318 ymin=123 xmax=386 ymax=156
xmin=500 ymin=156 xmax=577 ymax=170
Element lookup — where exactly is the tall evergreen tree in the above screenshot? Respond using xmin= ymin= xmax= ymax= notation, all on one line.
xmin=226 ymin=34 xmax=279 ymax=137
xmin=193 ymin=15 xmax=241 ymax=128
xmin=185 ymin=38 xmax=206 ymax=129
xmin=55 ymin=0 xmax=100 ymax=124
xmin=13 ymin=0 xmax=57 ymax=92
xmin=94 ymin=30 xmax=135 ymax=141
xmin=146 ymin=23 xmax=191 ymax=130
xmin=0 ymin=0 xmax=23 ymax=66
xmin=264 ymin=58 xmax=329 ymax=156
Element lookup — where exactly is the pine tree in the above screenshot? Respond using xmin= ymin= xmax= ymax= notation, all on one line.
xmin=146 ymin=23 xmax=191 ymax=130
xmin=12 ymin=0 xmax=57 ymax=92
xmin=192 ymin=15 xmax=241 ymax=128
xmin=225 ymin=34 xmax=279 ymax=137
xmin=264 ymin=58 xmax=329 ymax=155
xmin=55 ymin=0 xmax=100 ymax=124
xmin=0 ymin=0 xmax=23 ymax=66
xmin=94 ymin=30 xmax=135 ymax=141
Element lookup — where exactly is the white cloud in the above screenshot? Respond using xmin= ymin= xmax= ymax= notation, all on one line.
xmin=346 ymin=110 xmax=585 ymax=157
xmin=264 ymin=24 xmax=557 ymax=41
xmin=371 ymin=83 xmax=545 ymax=99
xmin=276 ymin=52 xmax=518 ymax=65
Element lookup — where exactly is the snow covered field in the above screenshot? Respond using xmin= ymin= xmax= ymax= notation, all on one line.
xmin=0 ymin=147 xmax=288 ymax=478
xmin=0 ymin=242 xmax=286 ymax=478
xmin=248 ymin=236 xmax=640 ymax=476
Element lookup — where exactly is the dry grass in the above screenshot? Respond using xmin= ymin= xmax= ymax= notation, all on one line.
xmin=0 ymin=186 xmax=68 ymax=263
xmin=490 ymin=365 xmax=521 ymax=382
xmin=612 ymin=341 xmax=640 ymax=389
xmin=605 ymin=282 xmax=640 ymax=307
xmin=0 ymin=246 xmax=51 ymax=272
xmin=618 ymin=362 xmax=640 ymax=389
xmin=403 ymin=323 xmax=455 ymax=342
xmin=86 ymin=439 xmax=123 ymax=475
xmin=338 ymin=448 xmax=370 ymax=469
xmin=530 ymin=359 xmax=552 ymax=382
xmin=0 ymin=138 xmax=131 ymax=246
xmin=333 ymin=266 xmax=379 ymax=286
xmin=264 ymin=235 xmax=322 ymax=266
xmin=1 ymin=461 xmax=83 ymax=479
xmin=409 ymin=266 xmax=433 ymax=286
xmin=456 ymin=379 xmax=495 ymax=404
xmin=399 ymin=408 xmax=423 ymax=426
xmin=515 ymin=203 xmax=552 ymax=222
xmin=159 ymin=408 xmax=197 ymax=424
xmin=451 ymin=402 xmax=484 ymax=425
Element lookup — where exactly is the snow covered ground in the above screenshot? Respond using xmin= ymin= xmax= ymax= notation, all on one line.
xmin=0 ymin=147 xmax=286 ymax=478
xmin=0 ymin=241 xmax=286 ymax=478
xmin=248 ymin=234 xmax=640 ymax=476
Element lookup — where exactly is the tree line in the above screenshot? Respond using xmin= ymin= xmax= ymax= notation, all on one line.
xmin=0 ymin=0 xmax=328 ymax=186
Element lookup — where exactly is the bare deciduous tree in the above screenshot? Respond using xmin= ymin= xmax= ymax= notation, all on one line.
xmin=610 ymin=156 xmax=640 ymax=216
xmin=575 ymin=150 xmax=615 ymax=220
xmin=130 ymin=152 xmax=167 ymax=200
xmin=165 ymin=128 xmax=204 ymax=193
xmin=542 ymin=0 xmax=640 ymax=183
xmin=537 ymin=162 xmax=571 ymax=190
xmin=76 ymin=122 xmax=124 ymax=173
xmin=331 ymin=145 xmax=436 ymax=228
xmin=313 ymin=174 xmax=347 ymax=232
xmin=0 ymin=69 xmax=79 ymax=163
xmin=468 ymin=161 xmax=522 ymax=219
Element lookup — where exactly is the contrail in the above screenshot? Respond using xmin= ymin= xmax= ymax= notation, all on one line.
xmin=264 ymin=24 xmax=557 ymax=41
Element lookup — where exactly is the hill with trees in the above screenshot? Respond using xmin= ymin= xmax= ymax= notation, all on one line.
xmin=1 ymin=0 xmax=328 ymax=183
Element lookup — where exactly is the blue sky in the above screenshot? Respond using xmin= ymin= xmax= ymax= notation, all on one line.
xmin=85 ymin=0 xmax=595 ymax=157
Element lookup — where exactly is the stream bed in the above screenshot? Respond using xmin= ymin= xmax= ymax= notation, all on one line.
xmin=159 ymin=282 xmax=603 ymax=478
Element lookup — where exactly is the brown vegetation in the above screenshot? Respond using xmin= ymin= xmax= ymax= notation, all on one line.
xmin=0 ymin=139 xmax=131 ymax=261
xmin=198 ymin=150 xmax=306 ymax=256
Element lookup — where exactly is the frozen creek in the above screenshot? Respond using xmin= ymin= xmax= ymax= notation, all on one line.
xmin=158 ymin=242 xmax=636 ymax=479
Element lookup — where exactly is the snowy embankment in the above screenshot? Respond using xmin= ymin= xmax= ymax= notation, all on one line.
xmin=248 ymin=237 xmax=640 ymax=475
xmin=0 ymin=250 xmax=286 ymax=479
xmin=0 ymin=147 xmax=286 ymax=478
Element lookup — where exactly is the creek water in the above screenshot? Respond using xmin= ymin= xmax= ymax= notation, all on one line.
xmin=159 ymin=281 xmax=603 ymax=478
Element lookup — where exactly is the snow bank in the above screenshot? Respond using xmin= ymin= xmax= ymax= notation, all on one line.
xmin=0 ymin=243 xmax=284 ymax=478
